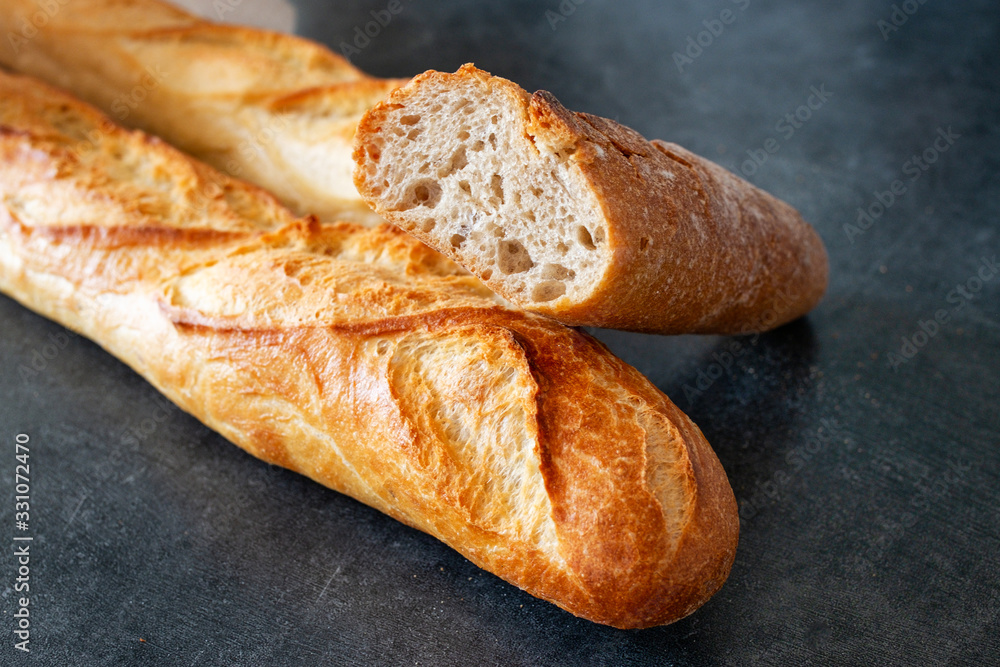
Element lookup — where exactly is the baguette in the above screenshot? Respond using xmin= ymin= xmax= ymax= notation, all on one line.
xmin=0 ymin=0 xmax=403 ymax=226
xmin=0 ymin=70 xmax=738 ymax=629
xmin=354 ymin=65 xmax=830 ymax=334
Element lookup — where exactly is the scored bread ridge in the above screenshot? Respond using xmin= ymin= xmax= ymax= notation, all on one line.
xmin=354 ymin=64 xmax=830 ymax=334
xmin=0 ymin=71 xmax=738 ymax=629
xmin=0 ymin=0 xmax=405 ymax=226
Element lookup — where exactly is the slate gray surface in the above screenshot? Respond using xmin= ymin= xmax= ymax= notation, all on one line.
xmin=1 ymin=0 xmax=998 ymax=664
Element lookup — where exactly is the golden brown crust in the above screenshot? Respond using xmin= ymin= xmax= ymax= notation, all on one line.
xmin=354 ymin=65 xmax=829 ymax=334
xmin=0 ymin=71 xmax=737 ymax=628
xmin=0 ymin=0 xmax=405 ymax=225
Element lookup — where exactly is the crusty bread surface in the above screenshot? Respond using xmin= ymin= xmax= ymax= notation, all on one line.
xmin=354 ymin=65 xmax=830 ymax=334
xmin=0 ymin=70 xmax=739 ymax=629
xmin=0 ymin=0 xmax=404 ymax=225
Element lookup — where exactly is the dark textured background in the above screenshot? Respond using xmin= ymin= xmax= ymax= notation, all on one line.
xmin=2 ymin=0 xmax=998 ymax=664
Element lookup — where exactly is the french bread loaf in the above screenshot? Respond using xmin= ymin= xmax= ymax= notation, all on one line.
xmin=0 ymin=0 xmax=403 ymax=226
xmin=354 ymin=65 xmax=830 ymax=334
xmin=0 ymin=70 xmax=738 ymax=629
